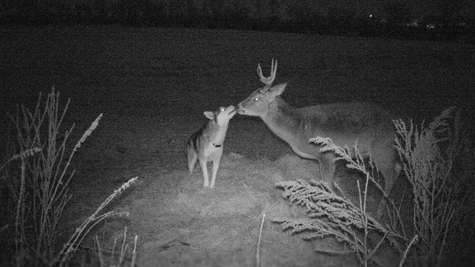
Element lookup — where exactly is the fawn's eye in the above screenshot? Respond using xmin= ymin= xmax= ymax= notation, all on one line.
xmin=220 ymin=107 xmax=225 ymax=112
xmin=253 ymin=96 xmax=259 ymax=101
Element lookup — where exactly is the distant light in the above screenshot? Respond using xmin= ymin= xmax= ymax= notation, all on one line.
xmin=369 ymin=14 xmax=373 ymax=18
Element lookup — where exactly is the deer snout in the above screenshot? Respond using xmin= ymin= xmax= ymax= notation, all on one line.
xmin=236 ymin=103 xmax=245 ymax=114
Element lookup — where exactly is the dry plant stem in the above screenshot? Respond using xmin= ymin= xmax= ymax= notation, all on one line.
xmin=31 ymin=91 xmax=72 ymax=251
xmin=273 ymin=136 xmax=409 ymax=265
xmin=83 ymin=229 xmax=138 ymax=267
xmin=386 ymin=193 xmax=408 ymax=239
xmin=314 ymin=137 xmax=388 ymax=200
xmin=59 ymin=177 xmax=138 ymax=261
xmin=359 ymin=173 xmax=389 ymax=261
xmin=95 ymin=235 xmax=104 ymax=267
xmin=313 ymin=136 xmax=407 ymax=243
xmin=356 ymin=174 xmax=386 ymax=265
xmin=4 ymin=88 xmax=109 ymax=266
xmin=274 ymin=179 xmax=404 ymax=257
xmin=256 ymin=212 xmax=266 ymax=267
xmin=103 ymin=227 xmax=131 ymax=267
xmin=120 ymin=227 xmax=129 ymax=265
xmin=8 ymin=88 xmax=77 ymax=256
xmin=356 ymin=179 xmax=369 ymax=266
xmin=394 ymin=107 xmax=458 ymax=261
xmin=0 ymin=148 xmax=42 ymax=171
xmin=132 ymin=235 xmax=138 ymax=267
xmin=15 ymin=154 xmax=27 ymax=253
xmin=111 ymin=236 xmax=117 ymax=265
xmin=399 ymin=234 xmax=419 ymax=267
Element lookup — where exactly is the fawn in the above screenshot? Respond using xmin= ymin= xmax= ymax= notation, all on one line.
xmin=186 ymin=105 xmax=236 ymax=188
xmin=236 ymin=59 xmax=401 ymax=218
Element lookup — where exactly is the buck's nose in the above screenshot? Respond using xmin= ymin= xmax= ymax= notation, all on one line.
xmin=236 ymin=103 xmax=245 ymax=114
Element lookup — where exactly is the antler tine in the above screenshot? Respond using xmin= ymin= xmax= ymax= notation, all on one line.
xmin=270 ymin=58 xmax=277 ymax=83
xmin=257 ymin=59 xmax=278 ymax=86
xmin=257 ymin=63 xmax=266 ymax=84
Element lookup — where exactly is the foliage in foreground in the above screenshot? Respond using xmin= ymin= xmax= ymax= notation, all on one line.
xmin=394 ymin=107 xmax=474 ymax=266
xmin=272 ymin=106 xmax=474 ymax=266
xmin=0 ymin=87 xmax=138 ymax=266
xmin=272 ymin=143 xmax=408 ymax=266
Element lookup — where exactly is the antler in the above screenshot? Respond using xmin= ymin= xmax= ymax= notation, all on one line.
xmin=257 ymin=59 xmax=278 ymax=86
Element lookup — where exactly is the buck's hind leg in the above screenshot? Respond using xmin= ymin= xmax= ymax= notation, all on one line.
xmin=373 ymin=148 xmax=402 ymax=218
xmin=317 ymin=153 xmax=337 ymax=186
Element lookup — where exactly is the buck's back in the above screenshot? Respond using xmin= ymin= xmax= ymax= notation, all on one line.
xmin=292 ymin=102 xmax=395 ymax=148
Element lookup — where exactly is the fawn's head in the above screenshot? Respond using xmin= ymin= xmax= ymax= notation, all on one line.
xmin=237 ymin=59 xmax=287 ymax=117
xmin=204 ymin=105 xmax=236 ymax=125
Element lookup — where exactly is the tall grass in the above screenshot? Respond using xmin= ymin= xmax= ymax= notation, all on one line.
xmin=272 ymin=107 xmax=474 ymax=266
xmin=5 ymin=87 xmax=80 ymax=259
xmin=272 ymin=137 xmax=409 ymax=266
xmin=0 ymin=87 xmax=138 ymax=266
xmin=394 ymin=107 xmax=473 ymax=266
xmin=57 ymin=177 xmax=138 ymax=266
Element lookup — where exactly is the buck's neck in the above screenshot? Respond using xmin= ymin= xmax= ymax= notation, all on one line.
xmin=204 ymin=121 xmax=230 ymax=146
xmin=262 ymin=97 xmax=303 ymax=142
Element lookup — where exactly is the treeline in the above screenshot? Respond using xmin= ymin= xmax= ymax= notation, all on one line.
xmin=1 ymin=0 xmax=474 ymax=41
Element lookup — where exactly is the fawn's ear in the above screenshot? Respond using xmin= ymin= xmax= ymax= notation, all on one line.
xmin=203 ymin=111 xmax=214 ymax=120
xmin=269 ymin=83 xmax=287 ymax=96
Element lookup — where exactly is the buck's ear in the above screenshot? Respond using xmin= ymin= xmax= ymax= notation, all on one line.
xmin=269 ymin=83 xmax=287 ymax=96
xmin=203 ymin=111 xmax=214 ymax=120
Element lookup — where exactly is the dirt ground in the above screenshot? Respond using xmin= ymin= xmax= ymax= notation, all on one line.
xmin=1 ymin=25 xmax=474 ymax=266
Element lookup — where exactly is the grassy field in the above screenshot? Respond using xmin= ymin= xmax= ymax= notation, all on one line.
xmin=1 ymin=25 xmax=474 ymax=266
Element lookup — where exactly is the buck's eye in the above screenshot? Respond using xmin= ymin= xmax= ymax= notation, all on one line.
xmin=220 ymin=107 xmax=225 ymax=112
xmin=253 ymin=96 xmax=259 ymax=101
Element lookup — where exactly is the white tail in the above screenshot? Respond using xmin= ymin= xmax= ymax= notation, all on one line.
xmin=237 ymin=59 xmax=401 ymax=218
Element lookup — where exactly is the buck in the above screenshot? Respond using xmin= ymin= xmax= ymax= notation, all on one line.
xmin=186 ymin=105 xmax=237 ymax=188
xmin=237 ymin=59 xmax=401 ymax=218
